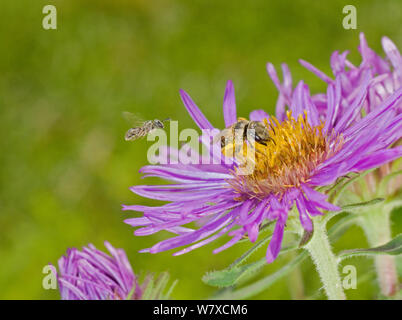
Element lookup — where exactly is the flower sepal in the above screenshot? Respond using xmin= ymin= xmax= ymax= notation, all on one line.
xmin=127 ymin=272 xmax=178 ymax=300
xmin=298 ymin=228 xmax=314 ymax=247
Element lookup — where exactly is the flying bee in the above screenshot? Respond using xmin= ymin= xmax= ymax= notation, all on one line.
xmin=123 ymin=112 xmax=170 ymax=141
xmin=214 ymin=117 xmax=274 ymax=151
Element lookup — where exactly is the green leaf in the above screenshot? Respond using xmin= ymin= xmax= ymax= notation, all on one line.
xmin=341 ymin=198 xmax=384 ymax=211
xmin=338 ymin=234 xmax=402 ymax=260
xmin=211 ymin=252 xmax=308 ymax=299
xmin=202 ymin=243 xmax=298 ymax=288
xmin=322 ymin=198 xmax=384 ymax=224
xmin=229 ymin=233 xmax=272 ymax=268
xmin=202 ymin=265 xmax=254 ymax=288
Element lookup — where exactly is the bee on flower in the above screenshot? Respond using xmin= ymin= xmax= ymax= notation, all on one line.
xmin=123 ymin=67 xmax=402 ymax=265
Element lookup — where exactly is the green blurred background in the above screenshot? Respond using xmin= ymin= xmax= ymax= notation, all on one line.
xmin=0 ymin=0 xmax=401 ymax=299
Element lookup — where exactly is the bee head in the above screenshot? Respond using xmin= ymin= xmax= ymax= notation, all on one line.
xmin=248 ymin=121 xmax=271 ymax=145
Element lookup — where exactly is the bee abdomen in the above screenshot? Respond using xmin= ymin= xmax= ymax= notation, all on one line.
xmin=125 ymin=127 xmax=146 ymax=141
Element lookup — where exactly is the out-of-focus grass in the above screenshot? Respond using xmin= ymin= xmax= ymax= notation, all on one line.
xmin=0 ymin=0 xmax=401 ymax=299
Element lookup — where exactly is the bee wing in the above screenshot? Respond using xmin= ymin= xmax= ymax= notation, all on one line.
xmin=213 ymin=128 xmax=233 ymax=145
xmin=122 ymin=111 xmax=145 ymax=127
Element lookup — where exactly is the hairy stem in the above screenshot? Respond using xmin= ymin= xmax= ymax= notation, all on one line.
xmin=305 ymin=216 xmax=346 ymax=300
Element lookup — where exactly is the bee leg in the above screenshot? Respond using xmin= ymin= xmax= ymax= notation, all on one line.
xmin=248 ymin=141 xmax=264 ymax=155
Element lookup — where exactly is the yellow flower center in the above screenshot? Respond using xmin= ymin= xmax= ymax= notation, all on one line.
xmin=225 ymin=111 xmax=343 ymax=199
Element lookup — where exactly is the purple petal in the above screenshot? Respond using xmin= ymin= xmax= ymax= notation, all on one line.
xmin=266 ymin=195 xmax=287 ymax=220
xmin=266 ymin=216 xmax=287 ymax=263
xmin=295 ymin=196 xmax=313 ymax=232
xmin=330 ymin=50 xmax=348 ymax=75
xmin=323 ymin=77 xmax=341 ymax=134
xmin=359 ymin=33 xmax=390 ymax=74
xmin=303 ymin=199 xmax=323 ymax=216
xmin=382 ymin=36 xmax=402 ymax=81
xmin=249 ymin=109 xmax=269 ymax=121
xmin=302 ymin=84 xmax=320 ymax=126
xmin=148 ymin=205 xmax=241 ymax=253
xmin=173 ymin=221 xmax=237 ymax=256
xmin=179 ymin=89 xmax=213 ymax=130
xmin=290 ymin=81 xmax=304 ymax=117
xmin=267 ymin=63 xmax=294 ymax=120
xmin=243 ymin=197 xmax=270 ymax=225
xmin=301 ymin=184 xmax=340 ymax=212
xmin=308 ymin=170 xmax=338 ymax=186
xmin=299 ymin=59 xmax=334 ymax=84
xmin=301 ymin=184 xmax=327 ymax=202
xmin=343 ymin=86 xmax=402 ymax=138
xmin=139 ymin=165 xmax=232 ymax=182
xmin=213 ymin=234 xmax=243 ymax=254
xmin=223 ymin=80 xmax=237 ymax=127
xmin=334 ymin=71 xmax=370 ymax=133
xmin=247 ymin=223 xmax=260 ymax=243
xmin=124 ymin=217 xmax=151 ymax=226
xmin=275 ymin=94 xmax=287 ymax=121
xmin=352 ymin=146 xmax=402 ymax=171
xmin=239 ymin=199 xmax=255 ymax=221
xmin=266 ymin=63 xmax=282 ymax=91
xmin=281 ymin=63 xmax=293 ymax=93
xmin=130 ymin=185 xmax=232 ymax=202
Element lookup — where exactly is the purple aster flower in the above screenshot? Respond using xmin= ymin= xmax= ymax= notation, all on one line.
xmin=55 ymin=241 xmax=175 ymax=300
xmin=290 ymin=33 xmax=402 ymax=192
xmin=291 ymin=33 xmax=402 ymax=297
xmin=124 ymin=66 xmax=402 ymax=263
xmin=294 ymin=33 xmax=401 ymax=122
xmin=56 ymin=241 xmax=140 ymax=300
